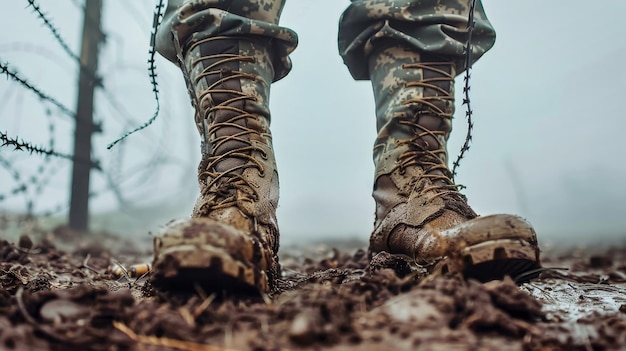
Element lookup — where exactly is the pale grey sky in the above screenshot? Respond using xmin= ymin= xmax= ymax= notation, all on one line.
xmin=1 ymin=1 xmax=625 ymax=244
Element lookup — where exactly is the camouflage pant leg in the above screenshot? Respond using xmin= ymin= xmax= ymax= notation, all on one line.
xmin=338 ymin=0 xmax=496 ymax=80
xmin=156 ymin=0 xmax=298 ymax=82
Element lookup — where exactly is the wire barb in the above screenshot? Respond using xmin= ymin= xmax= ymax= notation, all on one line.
xmin=451 ymin=0 xmax=477 ymax=179
xmin=25 ymin=0 xmax=82 ymax=64
xmin=0 ymin=60 xmax=76 ymax=118
xmin=1 ymin=131 xmax=100 ymax=170
xmin=107 ymin=0 xmax=165 ymax=149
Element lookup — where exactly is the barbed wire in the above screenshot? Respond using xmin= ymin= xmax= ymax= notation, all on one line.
xmin=0 ymin=157 xmax=27 ymax=202
xmin=0 ymin=107 xmax=57 ymax=210
xmin=451 ymin=0 xmax=477 ymax=179
xmin=107 ymin=0 xmax=164 ymax=150
xmin=0 ymin=42 xmax=74 ymax=73
xmin=0 ymin=60 xmax=75 ymax=119
xmin=0 ymin=154 xmax=124 ymax=217
xmin=0 ymin=157 xmax=35 ymax=215
xmin=0 ymin=1 xmax=185 ymax=220
xmin=25 ymin=0 xmax=106 ymax=92
xmin=0 ymin=130 xmax=100 ymax=170
xmin=25 ymin=0 xmax=82 ymax=64
xmin=20 ymin=0 xmax=154 ymax=211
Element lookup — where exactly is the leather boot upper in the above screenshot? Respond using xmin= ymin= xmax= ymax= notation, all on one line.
xmin=367 ymin=43 xmax=478 ymax=264
xmin=152 ymin=36 xmax=281 ymax=291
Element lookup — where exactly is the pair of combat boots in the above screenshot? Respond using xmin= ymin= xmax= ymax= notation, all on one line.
xmin=151 ymin=37 xmax=540 ymax=294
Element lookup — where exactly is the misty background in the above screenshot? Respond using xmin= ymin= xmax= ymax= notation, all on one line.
xmin=1 ymin=0 xmax=625 ymax=246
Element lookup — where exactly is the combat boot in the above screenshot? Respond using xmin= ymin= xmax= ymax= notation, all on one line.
xmin=367 ymin=44 xmax=540 ymax=282
xmin=151 ymin=37 xmax=281 ymax=293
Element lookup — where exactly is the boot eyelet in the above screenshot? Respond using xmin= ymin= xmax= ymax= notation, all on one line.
xmin=260 ymin=151 xmax=268 ymax=160
xmin=258 ymin=169 xmax=266 ymax=177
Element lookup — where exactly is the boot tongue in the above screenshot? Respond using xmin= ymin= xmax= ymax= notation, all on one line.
xmin=197 ymin=40 xmax=272 ymax=175
xmin=210 ymin=97 xmax=249 ymax=174
xmin=198 ymin=42 xmax=253 ymax=175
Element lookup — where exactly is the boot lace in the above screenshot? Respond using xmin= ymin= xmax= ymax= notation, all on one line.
xmin=395 ymin=62 xmax=460 ymax=200
xmin=187 ymin=37 xmax=268 ymax=210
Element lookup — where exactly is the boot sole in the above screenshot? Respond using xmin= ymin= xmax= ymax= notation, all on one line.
xmin=432 ymin=238 xmax=541 ymax=283
xmin=150 ymin=244 xmax=268 ymax=294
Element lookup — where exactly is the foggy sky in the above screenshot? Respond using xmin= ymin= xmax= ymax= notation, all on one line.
xmin=1 ymin=0 xmax=625 ymax=245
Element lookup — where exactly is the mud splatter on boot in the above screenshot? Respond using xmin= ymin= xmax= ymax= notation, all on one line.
xmin=367 ymin=44 xmax=540 ymax=282
xmin=151 ymin=36 xmax=281 ymax=294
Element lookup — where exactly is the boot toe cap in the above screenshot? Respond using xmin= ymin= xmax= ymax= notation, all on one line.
xmin=151 ymin=218 xmax=275 ymax=293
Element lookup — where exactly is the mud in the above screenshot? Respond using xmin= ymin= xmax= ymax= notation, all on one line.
xmin=0 ymin=228 xmax=625 ymax=351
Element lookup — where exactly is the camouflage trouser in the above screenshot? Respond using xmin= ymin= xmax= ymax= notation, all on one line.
xmin=156 ymin=0 xmax=496 ymax=81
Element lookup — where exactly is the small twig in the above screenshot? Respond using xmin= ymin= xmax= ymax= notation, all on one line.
xmin=16 ymin=287 xmax=37 ymax=324
xmin=524 ymin=282 xmax=555 ymax=303
xmin=113 ymin=321 xmax=235 ymax=351
xmin=577 ymin=284 xmax=626 ymax=294
xmin=179 ymin=307 xmax=196 ymax=327
xmin=16 ymin=287 xmax=72 ymax=343
xmin=193 ymin=293 xmax=216 ymax=318
xmin=15 ymin=247 xmax=42 ymax=255
xmin=193 ymin=283 xmax=209 ymax=301
xmin=112 ymin=259 xmax=133 ymax=289
xmin=514 ymin=266 xmax=569 ymax=283
xmin=81 ymin=254 xmax=100 ymax=274
xmin=112 ymin=259 xmax=129 ymax=277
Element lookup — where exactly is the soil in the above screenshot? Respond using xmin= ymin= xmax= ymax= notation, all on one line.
xmin=1 ymin=226 xmax=626 ymax=351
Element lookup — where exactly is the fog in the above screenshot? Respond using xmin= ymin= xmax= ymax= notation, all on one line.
xmin=1 ymin=1 xmax=625 ymax=246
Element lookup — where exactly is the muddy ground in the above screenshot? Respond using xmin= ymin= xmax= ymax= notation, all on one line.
xmin=1 ymin=224 xmax=626 ymax=351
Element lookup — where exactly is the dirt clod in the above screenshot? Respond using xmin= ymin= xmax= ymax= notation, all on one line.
xmin=0 ymin=233 xmax=625 ymax=350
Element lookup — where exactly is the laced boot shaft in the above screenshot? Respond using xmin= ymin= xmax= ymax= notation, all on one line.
xmin=186 ymin=37 xmax=276 ymax=211
xmin=151 ymin=37 xmax=281 ymax=293
xmin=367 ymin=44 xmax=540 ymax=282
xmin=368 ymin=44 xmax=477 ymax=262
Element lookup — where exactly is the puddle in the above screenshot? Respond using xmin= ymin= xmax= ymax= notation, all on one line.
xmin=524 ymin=279 xmax=626 ymax=321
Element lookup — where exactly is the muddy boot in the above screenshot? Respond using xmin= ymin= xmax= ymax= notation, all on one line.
xmin=367 ymin=44 xmax=540 ymax=283
xmin=151 ymin=37 xmax=281 ymax=294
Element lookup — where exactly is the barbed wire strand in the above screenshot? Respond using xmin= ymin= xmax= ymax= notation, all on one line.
xmin=25 ymin=0 xmax=106 ymax=95
xmin=0 ymin=42 xmax=74 ymax=73
xmin=0 ymin=1 xmax=168 ymax=218
xmin=25 ymin=0 xmax=82 ymax=64
xmin=107 ymin=0 xmax=164 ymax=150
xmin=0 ymin=60 xmax=75 ymax=119
xmin=451 ymin=0 xmax=477 ymax=179
xmin=0 ymin=107 xmax=59 ymax=212
xmin=21 ymin=1 xmax=135 ymax=210
xmin=0 ymin=130 xmax=100 ymax=170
